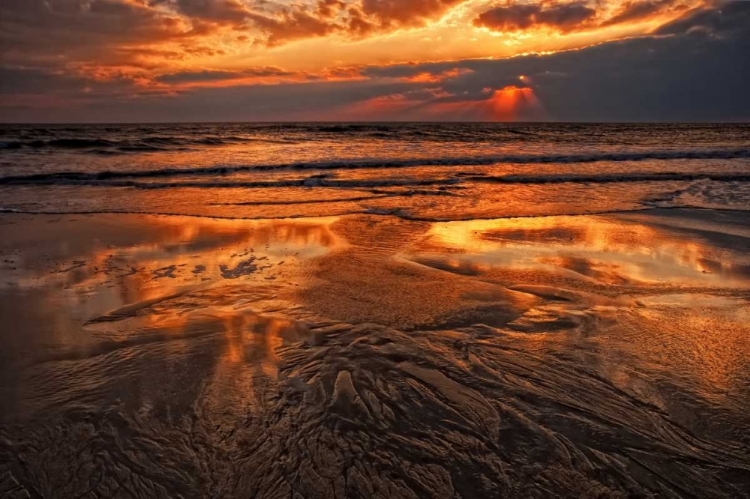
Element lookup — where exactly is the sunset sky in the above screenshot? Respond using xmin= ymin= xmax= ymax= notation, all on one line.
xmin=1 ymin=0 xmax=748 ymax=122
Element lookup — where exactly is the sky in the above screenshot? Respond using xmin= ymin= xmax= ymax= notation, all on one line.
xmin=0 ymin=0 xmax=748 ymax=122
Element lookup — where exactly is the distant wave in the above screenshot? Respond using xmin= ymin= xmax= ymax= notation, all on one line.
xmin=3 ymin=123 xmax=750 ymax=149
xmin=0 ymin=148 xmax=749 ymax=186
xmin=0 ymin=135 xmax=287 ymax=153
xmin=478 ymin=172 xmax=750 ymax=184
xmin=2 ymin=171 xmax=749 ymax=190
xmin=0 ymin=138 xmax=116 ymax=149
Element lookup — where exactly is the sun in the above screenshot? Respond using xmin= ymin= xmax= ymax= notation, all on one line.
xmin=487 ymin=85 xmax=543 ymax=120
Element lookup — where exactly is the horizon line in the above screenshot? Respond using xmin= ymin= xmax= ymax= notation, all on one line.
xmin=2 ymin=121 xmax=750 ymax=126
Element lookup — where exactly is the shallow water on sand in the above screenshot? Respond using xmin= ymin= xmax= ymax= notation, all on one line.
xmin=0 ymin=209 xmax=748 ymax=498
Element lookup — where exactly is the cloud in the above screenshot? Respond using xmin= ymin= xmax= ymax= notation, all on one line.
xmin=0 ymin=0 xmax=191 ymax=59
xmin=153 ymin=0 xmax=250 ymax=24
xmin=359 ymin=0 xmax=465 ymax=27
xmin=474 ymin=2 xmax=598 ymax=33
xmin=654 ymin=0 xmax=750 ymax=34
xmin=602 ymin=0 xmax=680 ymax=27
xmin=474 ymin=0 xmax=699 ymax=34
xmin=244 ymin=0 xmax=468 ymax=45
xmin=362 ymin=65 xmax=473 ymax=82
xmin=0 ymin=0 xmax=711 ymax=79
xmin=0 ymin=0 xmax=748 ymax=122
xmin=152 ymin=66 xmax=347 ymax=87
xmin=247 ymin=8 xmax=337 ymax=46
xmin=401 ymin=68 xmax=474 ymax=83
xmin=156 ymin=68 xmax=296 ymax=85
xmin=0 ymin=67 xmax=89 ymax=96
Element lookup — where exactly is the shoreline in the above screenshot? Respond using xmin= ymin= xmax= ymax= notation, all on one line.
xmin=1 ymin=204 xmax=749 ymax=222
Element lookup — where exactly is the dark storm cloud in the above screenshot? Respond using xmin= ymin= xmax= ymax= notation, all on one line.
xmin=474 ymin=0 xmax=693 ymax=33
xmin=155 ymin=67 xmax=305 ymax=84
xmin=0 ymin=67 xmax=87 ymax=95
xmin=654 ymin=0 xmax=750 ymax=34
xmin=358 ymin=0 xmax=750 ymax=120
xmin=0 ymin=65 xmax=168 ymax=100
xmin=602 ymin=0 xmax=679 ymax=26
xmin=474 ymin=2 xmax=598 ymax=32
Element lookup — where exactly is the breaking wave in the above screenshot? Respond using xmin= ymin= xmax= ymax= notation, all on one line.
xmin=0 ymin=135 xmax=275 ymax=153
xmin=1 ymin=149 xmax=749 ymax=187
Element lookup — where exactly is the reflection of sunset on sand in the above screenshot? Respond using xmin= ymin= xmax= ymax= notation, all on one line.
xmin=1 ymin=208 xmax=749 ymax=497
xmin=0 ymin=215 xmax=342 ymax=379
xmin=419 ymin=215 xmax=750 ymax=286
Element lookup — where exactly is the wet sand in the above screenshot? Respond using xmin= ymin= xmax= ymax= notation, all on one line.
xmin=0 ymin=209 xmax=749 ymax=497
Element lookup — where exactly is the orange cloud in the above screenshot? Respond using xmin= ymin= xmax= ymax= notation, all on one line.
xmin=161 ymin=0 xmax=251 ymax=24
xmin=402 ymin=68 xmax=474 ymax=83
xmin=358 ymin=0 xmax=466 ymax=27
xmin=0 ymin=0 xmax=722 ymax=120
xmin=247 ymin=8 xmax=336 ymax=46
xmin=245 ymin=0 xmax=468 ymax=46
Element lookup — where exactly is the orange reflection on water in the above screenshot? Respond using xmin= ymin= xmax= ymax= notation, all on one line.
xmin=195 ymin=305 xmax=320 ymax=415
xmin=417 ymin=215 xmax=750 ymax=402
xmin=3 ymin=215 xmax=343 ymax=361
xmin=421 ymin=215 xmax=749 ymax=286
xmin=219 ymin=309 xmax=311 ymax=367
xmin=79 ymin=217 xmax=339 ymax=331
xmin=4 ymin=214 xmax=344 ymax=419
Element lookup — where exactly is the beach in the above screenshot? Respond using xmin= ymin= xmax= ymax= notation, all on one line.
xmin=1 ymin=206 xmax=749 ymax=497
xmin=2 ymin=0 xmax=750 ymax=493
